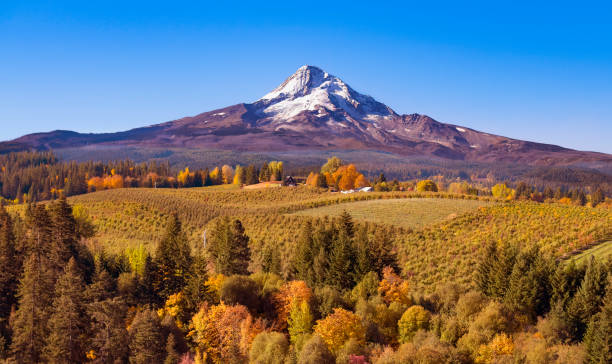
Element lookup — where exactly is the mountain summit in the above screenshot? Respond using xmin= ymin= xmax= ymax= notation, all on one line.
xmin=2 ymin=65 xmax=611 ymax=166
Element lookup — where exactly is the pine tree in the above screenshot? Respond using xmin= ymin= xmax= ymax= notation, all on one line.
xmin=164 ymin=333 xmax=180 ymax=364
xmin=550 ymin=260 xmax=585 ymax=309
xmin=207 ymin=217 xmax=250 ymax=275
xmin=139 ymin=255 xmax=161 ymax=306
xmin=504 ymin=246 xmax=553 ymax=320
xmin=475 ymin=241 xmax=497 ymax=296
xmin=128 ymin=309 xmax=165 ymax=364
xmin=88 ymin=298 xmax=129 ymax=363
xmin=568 ymin=257 xmax=608 ymax=340
xmin=592 ymin=188 xmax=605 ymax=207
xmin=259 ymin=162 xmax=270 ymax=182
xmin=353 ymin=226 xmax=372 ymax=280
xmin=315 ymin=173 xmax=328 ymax=188
xmin=48 ymin=197 xmax=79 ymax=277
xmin=85 ymin=259 xmax=117 ymax=303
xmin=0 ymin=206 xmax=19 ymax=331
xmin=577 ymin=190 xmax=587 ymax=206
xmin=154 ymin=215 xmax=193 ymax=300
xmin=43 ymin=258 xmax=87 ymax=363
xmin=10 ymin=254 xmax=54 ymax=362
xmin=245 ymin=165 xmax=259 ymax=185
xmin=584 ymin=278 xmax=612 ymax=363
xmin=339 ymin=211 xmax=354 ymax=238
xmin=490 ymin=243 xmax=517 ymax=298
xmin=369 ymin=227 xmax=397 ymax=275
xmin=182 ymin=255 xmax=210 ymax=318
xmin=328 ymin=227 xmax=355 ymax=289
xmin=293 ymin=222 xmax=314 ymax=284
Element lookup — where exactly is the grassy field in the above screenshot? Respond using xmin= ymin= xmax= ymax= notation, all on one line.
xmin=571 ymin=240 xmax=612 ymax=265
xmin=290 ymin=198 xmax=493 ymax=229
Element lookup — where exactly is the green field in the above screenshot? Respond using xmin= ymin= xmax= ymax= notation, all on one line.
xmin=290 ymin=198 xmax=493 ymax=229
xmin=571 ymin=240 xmax=612 ymax=264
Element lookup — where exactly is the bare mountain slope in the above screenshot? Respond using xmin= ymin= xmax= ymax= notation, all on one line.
xmin=2 ymin=65 xmax=611 ymax=166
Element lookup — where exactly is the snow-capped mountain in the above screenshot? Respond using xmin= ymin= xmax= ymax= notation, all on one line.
xmin=2 ymin=65 xmax=611 ymax=166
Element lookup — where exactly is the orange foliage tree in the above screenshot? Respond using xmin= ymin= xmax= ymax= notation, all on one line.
xmin=378 ymin=266 xmax=411 ymax=305
xmin=273 ymin=280 xmax=313 ymax=329
xmin=190 ymin=303 xmax=265 ymax=364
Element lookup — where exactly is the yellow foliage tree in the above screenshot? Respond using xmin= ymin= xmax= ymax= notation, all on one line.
xmin=491 ymin=183 xmax=515 ymax=200
xmin=221 ymin=165 xmax=234 ymax=184
xmin=313 ymin=308 xmax=365 ymax=354
xmin=398 ymin=305 xmax=431 ymax=343
xmin=475 ymin=333 xmax=514 ymax=363
xmin=177 ymin=167 xmax=193 ymax=187
xmin=416 ymin=179 xmax=438 ymax=192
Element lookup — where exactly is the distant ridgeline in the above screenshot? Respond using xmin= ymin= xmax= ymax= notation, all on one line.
xmin=0 ymin=151 xmax=609 ymax=204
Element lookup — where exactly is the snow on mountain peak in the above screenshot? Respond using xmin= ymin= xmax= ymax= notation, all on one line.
xmin=256 ymin=65 xmax=396 ymax=123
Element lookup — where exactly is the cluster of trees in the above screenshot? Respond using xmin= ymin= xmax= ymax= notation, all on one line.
xmin=0 ymin=151 xmax=290 ymax=203
xmin=1 ymin=196 xmax=611 ymax=363
xmin=491 ymin=182 xmax=607 ymax=206
xmin=0 ymin=151 xmax=172 ymax=202
xmin=306 ymin=157 xmax=369 ymax=191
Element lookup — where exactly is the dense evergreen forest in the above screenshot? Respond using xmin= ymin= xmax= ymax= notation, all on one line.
xmin=0 ymin=197 xmax=611 ymax=363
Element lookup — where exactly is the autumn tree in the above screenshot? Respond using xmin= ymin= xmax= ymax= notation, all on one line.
xmin=321 ymin=156 xmax=343 ymax=174
xmin=221 ymin=165 xmax=234 ymax=184
xmin=416 ymin=179 xmax=438 ymax=192
xmin=297 ymin=335 xmax=334 ymax=364
xmin=313 ymin=308 xmax=366 ymax=354
xmin=43 ymin=258 xmax=88 ymax=363
xmin=378 ymin=266 xmax=411 ymax=305
xmin=190 ymin=303 xmax=263 ymax=364
xmin=233 ymin=165 xmax=245 ymax=185
xmin=398 ymin=305 xmax=431 ymax=343
xmin=249 ymin=332 xmax=289 ymax=364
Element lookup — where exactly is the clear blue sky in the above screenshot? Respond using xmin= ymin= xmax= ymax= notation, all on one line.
xmin=1 ymin=1 xmax=611 ymax=153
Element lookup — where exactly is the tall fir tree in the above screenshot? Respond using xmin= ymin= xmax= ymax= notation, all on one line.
xmin=207 ymin=217 xmax=250 ymax=275
xmin=0 ymin=206 xmax=19 ymax=335
xmin=154 ymin=215 xmax=193 ymax=301
xmin=504 ymin=246 xmax=553 ymax=320
xmin=475 ymin=241 xmax=497 ymax=296
xmin=181 ymin=255 xmax=210 ymax=319
xmin=293 ymin=221 xmax=314 ymax=284
xmin=328 ymin=226 xmax=355 ymax=289
xmin=48 ymin=197 xmax=79 ymax=277
xmin=88 ymin=298 xmax=129 ymax=363
xmin=128 ymin=309 xmax=165 ymax=364
xmin=10 ymin=254 xmax=55 ymax=362
xmin=85 ymin=259 xmax=117 ymax=303
xmin=568 ymin=257 xmax=608 ymax=340
xmin=164 ymin=333 xmax=180 ymax=364
xmin=43 ymin=258 xmax=88 ymax=363
xmin=584 ymin=278 xmax=612 ymax=363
